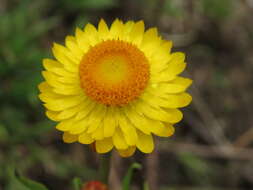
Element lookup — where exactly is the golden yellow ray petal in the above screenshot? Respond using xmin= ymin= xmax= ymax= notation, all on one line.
xmin=141 ymin=91 xmax=192 ymax=109
xmin=147 ymin=119 xmax=175 ymax=137
xmin=109 ymin=19 xmax=124 ymax=40
xmin=86 ymin=104 xmax=107 ymax=133
xmin=118 ymin=146 xmax=136 ymax=157
xmin=65 ymin=35 xmax=84 ymax=62
xmin=92 ymin=123 xmax=104 ymax=140
xmin=134 ymin=101 xmax=183 ymax=123
xmin=52 ymin=43 xmax=78 ymax=73
xmin=46 ymin=110 xmax=61 ymax=121
xmin=75 ymin=27 xmax=90 ymax=52
xmin=84 ymin=23 xmax=100 ymax=46
xmin=43 ymin=59 xmax=76 ymax=77
xmin=63 ymin=132 xmax=78 ymax=143
xmin=123 ymin=105 xmax=151 ymax=135
xmin=128 ymin=20 xmax=144 ymax=45
xmin=78 ymin=132 xmax=94 ymax=144
xmin=56 ymin=104 xmax=85 ymax=120
xmin=98 ymin=18 xmax=110 ymax=40
xmin=136 ymin=131 xmax=154 ymax=153
xmin=74 ymin=101 xmax=96 ymax=121
xmin=44 ymin=95 xmax=85 ymax=111
xmin=69 ymin=118 xmax=89 ymax=135
xmin=117 ymin=111 xmax=138 ymax=146
xmin=113 ymin=127 xmax=128 ymax=150
xmin=103 ymin=107 xmax=117 ymax=137
xmin=56 ymin=118 xmax=74 ymax=131
xmin=95 ymin=138 xmax=114 ymax=153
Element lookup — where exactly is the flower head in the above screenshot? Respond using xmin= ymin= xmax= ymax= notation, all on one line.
xmin=39 ymin=19 xmax=192 ymax=157
xmin=82 ymin=181 xmax=108 ymax=190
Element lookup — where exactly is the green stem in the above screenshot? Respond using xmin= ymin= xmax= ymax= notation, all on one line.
xmin=98 ymin=153 xmax=111 ymax=184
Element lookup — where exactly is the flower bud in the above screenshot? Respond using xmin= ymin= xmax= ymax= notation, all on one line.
xmin=82 ymin=181 xmax=108 ymax=190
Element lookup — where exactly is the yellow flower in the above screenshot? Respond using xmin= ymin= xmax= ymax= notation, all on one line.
xmin=38 ymin=19 xmax=192 ymax=157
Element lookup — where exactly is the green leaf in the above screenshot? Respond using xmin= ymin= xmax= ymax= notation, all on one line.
xmin=72 ymin=177 xmax=83 ymax=190
xmin=143 ymin=181 xmax=150 ymax=190
xmin=122 ymin=162 xmax=142 ymax=190
xmin=6 ymin=167 xmax=48 ymax=190
xmin=17 ymin=175 xmax=48 ymax=190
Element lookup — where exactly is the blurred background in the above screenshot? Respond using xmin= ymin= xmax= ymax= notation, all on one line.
xmin=1 ymin=0 xmax=253 ymax=189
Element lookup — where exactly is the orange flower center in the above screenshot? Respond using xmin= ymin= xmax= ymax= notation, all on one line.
xmin=79 ymin=40 xmax=150 ymax=106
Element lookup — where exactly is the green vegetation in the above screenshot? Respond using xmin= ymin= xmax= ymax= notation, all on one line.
xmin=1 ymin=0 xmax=252 ymax=189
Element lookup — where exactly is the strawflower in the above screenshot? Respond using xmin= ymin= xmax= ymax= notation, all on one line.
xmin=38 ymin=19 xmax=192 ymax=157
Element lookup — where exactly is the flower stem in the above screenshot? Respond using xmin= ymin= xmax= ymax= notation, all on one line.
xmin=98 ymin=153 xmax=111 ymax=184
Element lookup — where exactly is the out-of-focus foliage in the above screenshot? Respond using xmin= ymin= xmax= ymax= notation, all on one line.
xmin=201 ymin=0 xmax=235 ymax=19
xmin=5 ymin=167 xmax=48 ymax=190
xmin=1 ymin=0 xmax=253 ymax=189
xmin=61 ymin=0 xmax=117 ymax=10
xmin=163 ymin=0 xmax=184 ymax=18
xmin=122 ymin=163 xmax=142 ymax=190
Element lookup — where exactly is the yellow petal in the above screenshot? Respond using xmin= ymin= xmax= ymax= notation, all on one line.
xmin=156 ymin=83 xmax=188 ymax=94
xmin=69 ymin=118 xmax=89 ymax=135
xmin=161 ymin=40 xmax=173 ymax=54
xmin=65 ymin=35 xmax=84 ymax=62
xmin=164 ymin=52 xmax=186 ymax=76
xmin=129 ymin=20 xmax=144 ymax=45
xmin=43 ymin=69 xmax=79 ymax=86
xmin=95 ymin=138 xmax=114 ymax=153
xmin=117 ymin=111 xmax=138 ymax=146
xmin=163 ymin=109 xmax=183 ymax=123
xmin=41 ymin=71 xmax=62 ymax=87
xmin=43 ymin=69 xmax=79 ymax=85
xmin=118 ymin=146 xmax=136 ymax=157
xmin=39 ymin=92 xmax=62 ymax=103
xmin=42 ymin=71 xmax=82 ymax=95
xmin=46 ymin=110 xmax=60 ymax=121
xmin=38 ymin=82 xmax=52 ymax=93
xmin=63 ymin=132 xmax=78 ymax=143
xmin=43 ymin=58 xmax=62 ymax=70
xmin=113 ymin=127 xmax=128 ymax=150
xmin=84 ymin=23 xmax=100 ymax=46
xmin=123 ymin=106 xmax=151 ymax=135
xmin=75 ymin=27 xmax=90 ymax=52
xmin=55 ymin=103 xmax=85 ymax=120
xmin=78 ymin=132 xmax=94 ymax=144
xmin=75 ymin=101 xmax=96 ymax=120
xmin=56 ymin=119 xmax=74 ymax=131
xmin=121 ymin=21 xmax=134 ymax=41
xmin=43 ymin=59 xmax=76 ymax=77
xmin=141 ymin=27 xmax=159 ymax=46
xmin=53 ymin=86 xmax=82 ymax=96
xmin=52 ymin=43 xmax=78 ymax=73
xmin=44 ymin=95 xmax=85 ymax=111
xmin=171 ymin=77 xmax=193 ymax=90
xmin=150 ymin=71 xmax=176 ymax=83
xmin=136 ymin=131 xmax=154 ymax=153
xmin=140 ymin=27 xmax=161 ymax=58
xmin=87 ymin=104 xmax=107 ymax=133
xmin=135 ymin=101 xmax=183 ymax=123
xmin=150 ymin=41 xmax=172 ymax=64
xmin=98 ymin=19 xmax=109 ymax=40
xmin=109 ymin=19 xmax=124 ymax=39
xmin=142 ymin=91 xmax=192 ymax=109
xmin=92 ymin=123 xmax=104 ymax=140
xmin=103 ymin=107 xmax=117 ymax=137
xmin=56 ymin=75 xmax=79 ymax=85
xmin=147 ymin=119 xmax=175 ymax=137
